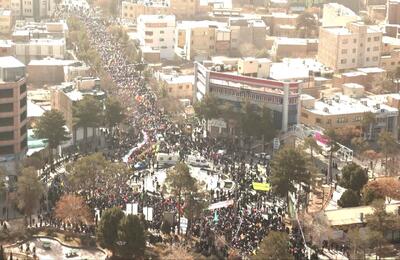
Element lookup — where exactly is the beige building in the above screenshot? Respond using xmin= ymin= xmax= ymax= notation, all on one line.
xmin=159 ymin=74 xmax=194 ymax=100
xmin=270 ymin=37 xmax=318 ymax=61
xmin=121 ymin=0 xmax=199 ymax=21
xmin=380 ymin=36 xmax=400 ymax=73
xmin=262 ymin=12 xmax=298 ymax=37
xmin=229 ymin=18 xmax=267 ymax=55
xmin=0 ymin=0 xmax=10 ymax=9
xmin=300 ymin=88 xmax=399 ymax=140
xmin=318 ymin=22 xmax=382 ymax=72
xmin=0 ymin=9 xmax=11 ymax=34
xmin=237 ymin=57 xmax=271 ymax=78
xmin=174 ymin=20 xmax=230 ymax=61
xmin=322 ymin=3 xmax=360 ymax=27
xmin=0 ymin=56 xmax=27 ymax=174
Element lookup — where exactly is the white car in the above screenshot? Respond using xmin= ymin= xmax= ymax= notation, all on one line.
xmin=255 ymin=153 xmax=271 ymax=160
xmin=187 ymin=155 xmax=209 ymax=167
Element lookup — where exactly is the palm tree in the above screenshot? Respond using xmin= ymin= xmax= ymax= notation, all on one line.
xmin=73 ymin=96 xmax=103 ymax=151
xmin=296 ymin=12 xmax=319 ymax=38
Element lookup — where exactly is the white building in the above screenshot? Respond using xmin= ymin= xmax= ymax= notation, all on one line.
xmin=14 ymin=38 xmax=66 ymax=64
xmin=322 ymin=3 xmax=360 ymax=27
xmin=137 ymin=15 xmax=176 ymax=60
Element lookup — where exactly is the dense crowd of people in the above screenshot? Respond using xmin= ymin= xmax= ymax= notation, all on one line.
xmin=51 ymin=3 xmax=309 ymax=258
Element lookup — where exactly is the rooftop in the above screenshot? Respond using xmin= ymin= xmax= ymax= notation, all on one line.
xmin=0 ymin=56 xmax=25 ymax=68
xmin=306 ymin=93 xmax=398 ymax=116
xmin=137 ymin=14 xmax=176 ymax=23
xmin=161 ymin=74 xmax=194 ymax=84
xmin=177 ymin=20 xmax=228 ymax=29
xmin=324 ymin=3 xmax=357 ymax=17
xmin=270 ymin=58 xmax=330 ymax=81
xmin=28 ymin=59 xmax=77 ymax=66
xmin=0 ymin=9 xmax=11 ymax=16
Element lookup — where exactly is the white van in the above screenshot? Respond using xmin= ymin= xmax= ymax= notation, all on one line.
xmin=187 ymin=155 xmax=209 ymax=167
xmin=156 ymin=153 xmax=179 ymax=167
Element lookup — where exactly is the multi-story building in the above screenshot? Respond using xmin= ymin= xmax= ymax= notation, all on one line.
xmin=121 ymin=0 xmax=199 ymax=21
xmin=0 ymin=56 xmax=27 ymax=175
xmin=262 ymin=12 xmax=298 ymax=37
xmin=237 ymin=57 xmax=271 ymax=78
xmin=0 ymin=9 xmax=11 ymax=34
xmin=300 ymin=85 xmax=399 ymax=140
xmin=194 ymin=62 xmax=301 ymax=131
xmin=270 ymin=37 xmax=318 ymax=61
xmin=10 ymin=0 xmax=56 ymax=21
xmin=387 ymin=0 xmax=400 ymax=25
xmin=228 ymin=17 xmax=267 ymax=54
xmin=14 ymin=38 xmax=65 ymax=64
xmin=318 ymin=22 xmax=382 ymax=72
xmin=380 ymin=36 xmax=400 ymax=73
xmin=159 ymin=74 xmax=194 ymax=100
xmin=175 ymin=20 xmax=230 ymax=61
xmin=137 ymin=15 xmax=175 ymax=60
xmin=322 ymin=3 xmax=360 ymax=27
xmin=51 ymin=78 xmax=105 ymax=138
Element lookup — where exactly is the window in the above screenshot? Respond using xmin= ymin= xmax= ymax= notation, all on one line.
xmin=160 ymin=30 xmax=164 ymax=34
xmin=368 ymin=37 xmax=371 ymax=42
xmin=352 ymin=49 xmax=356 ymax=53
xmin=160 ymin=38 xmax=164 ymax=42
xmin=352 ymin=58 xmax=355 ymax=63
xmin=341 ymin=49 xmax=347 ymax=54
xmin=20 ymin=124 xmax=26 ymax=136
xmin=360 ymin=43 xmax=364 ymax=47
xmin=145 ymin=31 xmax=153 ymax=36
xmin=0 ymin=89 xmax=13 ymax=98
xmin=366 ymin=57 xmax=370 ymax=62
xmin=374 ymin=36 xmax=380 ymax=41
xmin=373 ymin=56 xmax=379 ymax=61
xmin=353 ymin=39 xmax=357 ymax=43
xmin=367 ymin=47 xmax=370 ymax=52
xmin=341 ymin=59 xmax=347 ymax=64
xmin=20 ymin=83 xmax=26 ymax=94
xmin=20 ymin=137 xmax=27 ymax=149
xmin=20 ymin=111 xmax=26 ymax=122
xmin=327 ymin=119 xmax=331 ymax=124
xmin=20 ymin=96 xmax=26 ymax=108
xmin=0 ymin=103 xmax=13 ymax=112
xmin=258 ymin=64 xmax=262 ymax=68
xmin=0 ymin=145 xmax=13 ymax=155
xmin=342 ymin=39 xmax=348 ymax=44
xmin=0 ymin=117 xmax=13 ymax=127
xmin=0 ymin=131 xmax=13 ymax=141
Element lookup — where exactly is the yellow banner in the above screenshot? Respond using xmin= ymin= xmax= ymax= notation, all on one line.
xmin=252 ymin=182 xmax=271 ymax=191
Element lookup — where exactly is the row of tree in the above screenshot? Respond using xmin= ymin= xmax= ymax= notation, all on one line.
xmin=194 ymin=95 xmax=276 ymax=145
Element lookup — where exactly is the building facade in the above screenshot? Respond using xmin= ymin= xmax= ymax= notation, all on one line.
xmin=194 ymin=62 xmax=300 ymax=131
xmin=318 ymin=22 xmax=382 ymax=72
xmin=0 ymin=56 xmax=27 ymax=175
xmin=175 ymin=21 xmax=230 ymax=61
xmin=137 ymin=15 xmax=175 ymax=60
xmin=387 ymin=0 xmax=400 ymax=25
xmin=11 ymin=0 xmax=56 ymax=20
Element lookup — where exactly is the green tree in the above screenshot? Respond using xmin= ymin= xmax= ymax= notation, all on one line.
xmin=296 ymin=12 xmax=318 ymax=38
xmin=15 ymin=167 xmax=44 ymax=225
xmin=338 ymin=189 xmax=361 ymax=208
xmin=253 ymin=231 xmax=293 ymax=260
xmin=366 ymin=199 xmax=400 ymax=257
xmin=303 ymin=136 xmax=321 ymax=163
xmin=324 ymin=128 xmax=340 ymax=184
xmin=270 ymin=147 xmax=310 ymax=215
xmin=165 ymin=162 xmax=197 ymax=234
xmin=193 ymin=94 xmax=220 ymax=131
xmin=104 ymin=97 xmax=125 ymax=134
xmin=347 ymin=227 xmax=383 ymax=259
xmin=362 ymin=112 xmax=376 ymax=141
xmin=339 ymin=163 xmax=368 ymax=192
xmin=117 ymin=215 xmax=146 ymax=258
xmin=34 ymin=110 xmax=70 ymax=171
xmin=378 ymin=131 xmax=399 ymax=175
xmin=73 ymin=96 xmax=103 ymax=151
xmin=96 ymin=207 xmax=125 ymax=256
xmin=362 ymin=183 xmax=385 ymax=205
xmin=67 ymin=153 xmax=107 ymax=196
